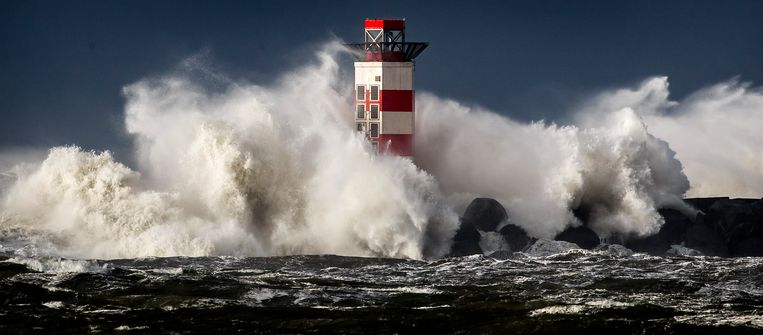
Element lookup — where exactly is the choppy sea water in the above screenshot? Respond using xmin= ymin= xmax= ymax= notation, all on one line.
xmin=1 ymin=245 xmax=762 ymax=334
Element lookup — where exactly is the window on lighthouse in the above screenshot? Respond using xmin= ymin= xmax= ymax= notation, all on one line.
xmin=370 ymin=85 xmax=379 ymax=101
xmin=356 ymin=85 xmax=365 ymax=101
xmin=356 ymin=104 xmax=365 ymax=119
xmin=365 ymin=29 xmax=382 ymax=43
xmin=357 ymin=122 xmax=366 ymax=132
xmin=370 ymin=123 xmax=379 ymax=138
xmin=370 ymin=104 xmax=379 ymax=119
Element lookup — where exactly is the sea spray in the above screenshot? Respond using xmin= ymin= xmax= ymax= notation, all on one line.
xmin=577 ymin=77 xmax=763 ymax=198
xmin=415 ymin=96 xmax=689 ymax=239
xmin=1 ymin=41 xmax=760 ymax=259
xmin=1 ymin=146 xmax=259 ymax=258
xmin=0 ymin=42 xmax=459 ymax=259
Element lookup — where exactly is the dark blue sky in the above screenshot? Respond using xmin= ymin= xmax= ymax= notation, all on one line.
xmin=2 ymin=0 xmax=762 ymax=159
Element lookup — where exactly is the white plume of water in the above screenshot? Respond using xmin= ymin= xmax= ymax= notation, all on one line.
xmin=578 ymin=77 xmax=763 ymax=198
xmin=1 ymin=41 xmax=760 ymax=259
xmin=414 ymin=95 xmax=689 ymax=239
xmin=0 ymin=42 xmax=459 ymax=260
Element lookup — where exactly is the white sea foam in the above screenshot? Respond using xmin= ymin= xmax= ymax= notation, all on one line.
xmin=42 ymin=301 xmax=65 ymax=309
xmin=478 ymin=231 xmax=510 ymax=254
xmin=9 ymin=256 xmax=102 ymax=273
xmin=525 ymin=239 xmax=581 ymax=257
xmin=529 ymin=305 xmax=586 ymax=316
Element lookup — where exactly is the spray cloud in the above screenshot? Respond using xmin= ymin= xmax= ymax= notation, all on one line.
xmin=1 ymin=41 xmax=760 ymax=259
xmin=0 ymin=42 xmax=458 ymax=259
xmin=579 ymin=77 xmax=763 ymax=198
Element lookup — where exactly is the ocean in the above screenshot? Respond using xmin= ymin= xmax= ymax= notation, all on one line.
xmin=2 ymin=243 xmax=762 ymax=334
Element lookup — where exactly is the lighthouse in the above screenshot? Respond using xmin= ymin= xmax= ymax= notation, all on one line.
xmin=347 ymin=19 xmax=428 ymax=156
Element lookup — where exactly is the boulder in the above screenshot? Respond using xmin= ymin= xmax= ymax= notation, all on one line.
xmin=625 ymin=235 xmax=667 ymax=255
xmin=666 ymin=245 xmax=702 ymax=257
xmin=626 ymin=208 xmax=693 ymax=255
xmin=751 ymin=198 xmax=763 ymax=232
xmin=555 ymin=225 xmax=600 ymax=249
xmin=685 ymin=223 xmax=729 ymax=257
xmin=704 ymin=199 xmax=753 ymax=232
xmin=478 ymin=232 xmax=510 ymax=254
xmin=704 ymin=199 xmax=759 ymax=245
xmin=684 ymin=197 xmax=729 ymax=213
xmin=463 ymin=198 xmax=508 ymax=232
xmin=449 ymin=219 xmax=483 ymax=257
xmin=498 ymin=224 xmax=533 ymax=252
xmin=730 ymin=237 xmax=763 ymax=257
xmin=751 ymin=199 xmax=763 ymax=217
xmin=571 ymin=205 xmax=592 ymax=225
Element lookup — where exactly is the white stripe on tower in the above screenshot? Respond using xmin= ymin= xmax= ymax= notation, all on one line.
xmin=381 ymin=111 xmax=413 ymax=134
xmin=355 ymin=62 xmax=413 ymax=90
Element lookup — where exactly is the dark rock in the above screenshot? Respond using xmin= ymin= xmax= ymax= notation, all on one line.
xmin=685 ymin=223 xmax=729 ymax=257
xmin=555 ymin=226 xmax=600 ymax=249
xmin=449 ymin=219 xmax=483 ymax=257
xmin=463 ymin=198 xmax=508 ymax=232
xmin=626 ymin=209 xmax=694 ymax=255
xmin=621 ymin=198 xmax=763 ymax=258
xmin=660 ymin=207 xmax=697 ymax=223
xmin=752 ymin=199 xmax=763 ymax=231
xmin=498 ymin=224 xmax=532 ymax=252
xmin=0 ymin=261 xmax=36 ymax=280
xmin=707 ymin=198 xmax=754 ymax=223
xmin=684 ymin=197 xmax=729 ymax=213
xmin=751 ymin=199 xmax=763 ymax=216
xmin=730 ymin=237 xmax=763 ymax=257
xmin=571 ymin=204 xmax=592 ymax=226
xmin=449 ymin=197 xmax=763 ymax=258
xmin=666 ymin=245 xmax=702 ymax=257
xmin=704 ymin=198 xmax=761 ymax=246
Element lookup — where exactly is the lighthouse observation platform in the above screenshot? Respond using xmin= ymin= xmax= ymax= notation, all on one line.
xmin=345 ymin=19 xmax=428 ymax=62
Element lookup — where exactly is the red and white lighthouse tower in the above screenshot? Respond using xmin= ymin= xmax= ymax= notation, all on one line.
xmin=347 ymin=19 xmax=428 ymax=157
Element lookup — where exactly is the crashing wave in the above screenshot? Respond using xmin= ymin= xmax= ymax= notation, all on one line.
xmin=1 ymin=41 xmax=760 ymax=259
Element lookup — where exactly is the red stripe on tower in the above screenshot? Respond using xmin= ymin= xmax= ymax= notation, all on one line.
xmin=378 ymin=134 xmax=413 ymax=156
xmin=380 ymin=90 xmax=414 ymax=112
xmin=364 ymin=19 xmax=405 ymax=30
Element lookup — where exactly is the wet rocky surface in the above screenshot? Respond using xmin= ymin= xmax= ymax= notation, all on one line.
xmin=451 ymin=197 xmax=763 ymax=258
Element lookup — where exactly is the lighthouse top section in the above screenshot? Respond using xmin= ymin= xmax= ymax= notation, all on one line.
xmin=346 ymin=18 xmax=428 ymax=62
xmin=364 ymin=18 xmax=405 ymax=30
